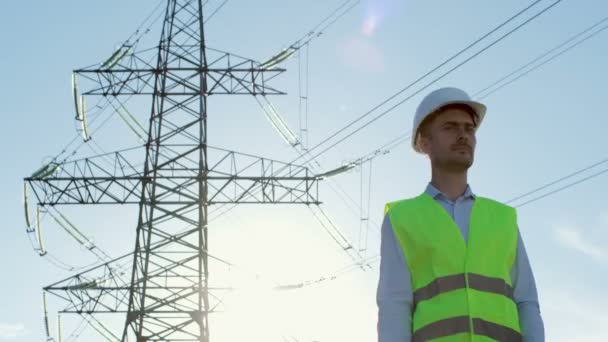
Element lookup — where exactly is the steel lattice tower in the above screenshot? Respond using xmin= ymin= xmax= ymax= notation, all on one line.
xmin=25 ymin=1 xmax=321 ymax=341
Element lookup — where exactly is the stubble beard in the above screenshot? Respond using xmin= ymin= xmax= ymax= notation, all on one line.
xmin=433 ymin=151 xmax=474 ymax=173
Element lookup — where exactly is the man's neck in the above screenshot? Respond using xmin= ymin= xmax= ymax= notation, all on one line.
xmin=430 ymin=168 xmax=468 ymax=201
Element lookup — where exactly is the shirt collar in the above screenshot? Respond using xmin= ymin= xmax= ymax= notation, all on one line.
xmin=425 ymin=182 xmax=476 ymax=201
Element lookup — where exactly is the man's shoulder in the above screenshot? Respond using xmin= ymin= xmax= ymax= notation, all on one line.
xmin=475 ymin=195 xmax=516 ymax=212
xmin=385 ymin=196 xmax=420 ymax=207
xmin=384 ymin=195 xmax=425 ymax=215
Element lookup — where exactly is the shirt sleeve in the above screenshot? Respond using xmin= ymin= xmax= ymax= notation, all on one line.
xmin=510 ymin=227 xmax=545 ymax=342
xmin=377 ymin=214 xmax=412 ymax=342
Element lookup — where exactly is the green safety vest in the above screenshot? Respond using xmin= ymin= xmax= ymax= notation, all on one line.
xmin=384 ymin=193 xmax=521 ymax=342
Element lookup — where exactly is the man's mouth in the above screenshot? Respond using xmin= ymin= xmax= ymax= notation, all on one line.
xmin=452 ymin=145 xmax=471 ymax=152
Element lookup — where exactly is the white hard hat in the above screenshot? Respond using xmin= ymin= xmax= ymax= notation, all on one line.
xmin=412 ymin=87 xmax=486 ymax=152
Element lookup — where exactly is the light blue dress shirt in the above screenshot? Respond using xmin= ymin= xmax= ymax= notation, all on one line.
xmin=377 ymin=183 xmax=544 ymax=341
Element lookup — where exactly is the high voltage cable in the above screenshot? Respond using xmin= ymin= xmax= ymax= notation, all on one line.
xmin=286 ymin=155 xmax=608 ymax=289
xmin=155 ymin=1 xmax=363 ymax=224
xmin=207 ymin=0 xmax=564 ymax=237
xmin=330 ymin=10 xmax=608 ymax=174
xmin=506 ymin=158 xmax=608 ymax=207
xmin=200 ymin=0 xmax=368 ymax=260
xmin=198 ymin=1 xmax=564 ymax=258
xmin=327 ymin=12 xmax=608 ymax=169
xmin=43 ymin=0 xmax=350 ymax=196
xmin=215 ymin=0 xmax=561 ymax=208
xmin=47 ymin=0 xmax=168 ymax=163
xmin=285 ymin=0 xmax=547 ymax=164
xmin=254 ymin=95 xmax=369 ymax=262
xmin=40 ymin=224 xmax=277 ymax=289
xmin=204 ymin=0 xmax=229 ymax=23
xmin=121 ymin=0 xmax=166 ymax=47
xmin=511 ymin=167 xmax=608 ymax=208
xmin=294 ymin=0 xmax=564 ymax=166
xmin=227 ymin=1 xmax=606 ymax=268
xmin=40 ymin=5 xmax=607 ymax=337
xmin=307 ymin=0 xmax=357 ymax=37
xmin=357 ymin=6 xmax=605 ymax=165
xmin=282 ymin=7 xmax=608 ymax=281
xmin=40 ymin=0 xmax=221 ymax=169
xmin=34 ymin=0 xmax=585 ymax=293
xmin=473 ymin=15 xmax=608 ymax=98
xmin=476 ymin=17 xmax=608 ymax=100
xmin=292 ymin=0 xmax=360 ymax=49
xmin=36 ymin=2 xmax=359 ymax=339
xmin=288 ymin=1 xmax=386 ymax=245
xmin=63 ymin=316 xmax=89 ymax=342
xmin=260 ymin=0 xmax=359 ymax=69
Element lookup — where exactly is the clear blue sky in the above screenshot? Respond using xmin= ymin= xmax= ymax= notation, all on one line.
xmin=1 ymin=0 xmax=608 ymax=341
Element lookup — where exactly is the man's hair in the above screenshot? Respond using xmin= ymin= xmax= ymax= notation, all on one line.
xmin=417 ymin=103 xmax=478 ymax=139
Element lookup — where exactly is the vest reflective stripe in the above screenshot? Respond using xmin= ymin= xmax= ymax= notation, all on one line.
xmin=468 ymin=273 xmax=514 ymax=299
xmin=385 ymin=194 xmax=521 ymax=341
xmin=413 ymin=274 xmax=466 ymax=309
xmin=411 ymin=316 xmax=522 ymax=342
xmin=414 ymin=273 xmax=514 ymax=310
xmin=473 ymin=318 xmax=522 ymax=342
xmin=412 ymin=316 xmax=470 ymax=342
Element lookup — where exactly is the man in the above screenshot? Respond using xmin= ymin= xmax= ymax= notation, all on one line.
xmin=377 ymin=87 xmax=544 ymax=341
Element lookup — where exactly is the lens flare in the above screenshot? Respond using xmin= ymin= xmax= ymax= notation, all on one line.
xmin=361 ymin=0 xmax=395 ymax=36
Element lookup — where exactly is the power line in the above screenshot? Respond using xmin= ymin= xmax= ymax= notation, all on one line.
xmin=244 ymin=2 xmax=565 ymax=257
xmin=50 ymin=0 xmax=167 ymax=161
xmin=204 ymin=0 xmax=229 ymax=23
xmin=475 ymin=16 xmax=608 ymax=100
xmin=296 ymin=0 xmax=564 ymax=166
xmin=286 ymin=17 xmax=608 ymax=280
xmin=205 ymin=0 xmax=363 ymax=222
xmin=284 ymin=0 xmax=552 ymax=165
xmin=292 ymin=0 xmax=360 ymax=49
xmin=40 ymin=0 xmax=209 ymax=168
xmin=290 ymin=155 xmax=608 ymax=289
xmin=201 ymin=0 xmax=369 ymax=261
xmin=203 ymin=2 xmax=608 ymax=280
xmin=514 ymin=167 xmax=608 ymax=208
xmin=507 ymin=158 xmax=608 ymax=207
xmin=205 ymin=1 xmax=565 ymax=249
xmin=322 ymin=10 xmax=607 ymax=173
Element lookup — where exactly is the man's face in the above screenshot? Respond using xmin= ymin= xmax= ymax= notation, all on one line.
xmin=419 ymin=108 xmax=477 ymax=172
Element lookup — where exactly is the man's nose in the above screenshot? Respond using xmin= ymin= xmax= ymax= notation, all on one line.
xmin=456 ymin=127 xmax=469 ymax=142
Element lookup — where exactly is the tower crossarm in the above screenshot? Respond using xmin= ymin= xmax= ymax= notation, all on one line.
xmin=75 ymin=48 xmax=286 ymax=96
xmin=25 ymin=146 xmax=321 ymax=206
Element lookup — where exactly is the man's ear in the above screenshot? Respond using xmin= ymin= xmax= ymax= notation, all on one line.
xmin=417 ymin=133 xmax=430 ymax=155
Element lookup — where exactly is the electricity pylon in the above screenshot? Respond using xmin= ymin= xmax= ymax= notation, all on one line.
xmin=25 ymin=1 xmax=321 ymax=341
